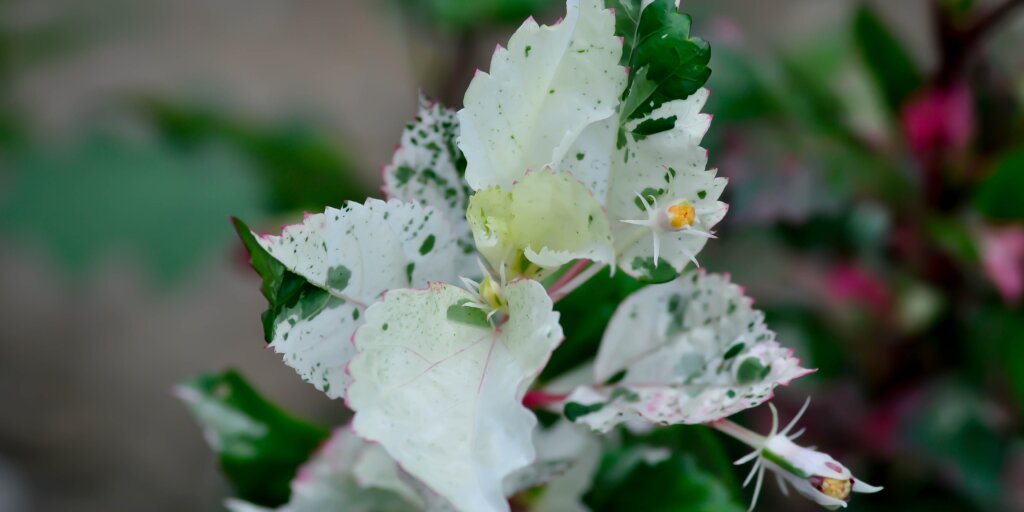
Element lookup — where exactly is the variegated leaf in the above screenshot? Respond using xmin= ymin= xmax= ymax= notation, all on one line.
xmin=566 ymin=271 xmax=810 ymax=431
xmin=347 ymin=280 xmax=563 ymax=512
xmin=382 ymin=95 xmax=477 ymax=277
xmin=225 ymin=427 xmax=421 ymax=512
xmin=250 ymin=199 xmax=463 ymax=398
xmin=459 ymin=0 xmax=626 ymax=191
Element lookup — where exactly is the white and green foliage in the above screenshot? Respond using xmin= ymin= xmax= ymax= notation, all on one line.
xmin=383 ymin=96 xmax=478 ymax=276
xmin=459 ymin=0 xmax=626 ymax=191
xmin=347 ymin=280 xmax=562 ymax=512
xmin=226 ymin=427 xmax=422 ymax=512
xmin=564 ymin=271 xmax=809 ymax=431
xmin=458 ymin=0 xmax=724 ymax=281
xmin=237 ymin=199 xmax=464 ymax=399
xmin=209 ymin=1 xmax=836 ymax=511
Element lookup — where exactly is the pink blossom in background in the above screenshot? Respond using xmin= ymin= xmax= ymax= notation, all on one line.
xmin=980 ymin=226 xmax=1024 ymax=305
xmin=708 ymin=17 xmax=742 ymax=46
xmin=901 ymin=83 xmax=975 ymax=157
xmin=825 ymin=262 xmax=892 ymax=317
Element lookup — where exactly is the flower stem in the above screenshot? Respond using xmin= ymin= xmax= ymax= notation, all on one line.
xmin=522 ymin=390 xmax=569 ymax=409
xmin=547 ymin=260 xmax=591 ymax=295
xmin=708 ymin=419 xmax=765 ymax=449
xmin=550 ymin=263 xmax=607 ymax=303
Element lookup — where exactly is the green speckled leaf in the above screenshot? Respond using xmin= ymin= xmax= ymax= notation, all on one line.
xmin=566 ymin=271 xmax=810 ymax=431
xmin=235 ymin=199 xmax=464 ymax=399
xmin=459 ymin=0 xmax=626 ymax=191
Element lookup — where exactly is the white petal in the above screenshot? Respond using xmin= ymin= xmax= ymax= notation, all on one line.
xmin=459 ymin=0 xmax=626 ymax=191
xmin=382 ymin=95 xmax=478 ymax=277
xmin=568 ymin=271 xmax=810 ymax=430
xmin=348 ymin=280 xmax=563 ymax=512
xmin=853 ymin=480 xmax=883 ymax=493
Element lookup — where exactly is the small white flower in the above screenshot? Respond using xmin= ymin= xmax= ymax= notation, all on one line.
xmin=458 ymin=259 xmax=509 ymax=322
xmin=716 ymin=399 xmax=882 ymax=511
xmin=620 ymin=190 xmax=719 ymax=267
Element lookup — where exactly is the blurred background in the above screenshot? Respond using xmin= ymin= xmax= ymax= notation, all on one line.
xmin=1 ymin=0 xmax=1022 ymax=510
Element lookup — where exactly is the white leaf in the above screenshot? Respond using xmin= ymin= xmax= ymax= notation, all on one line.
xmin=567 ymin=271 xmax=810 ymax=431
xmin=226 ymin=427 xmax=421 ymax=512
xmin=254 ymin=199 xmax=463 ymax=398
xmin=347 ymin=280 xmax=563 ymax=512
xmin=382 ymin=95 xmax=478 ymax=277
xmin=459 ymin=0 xmax=626 ymax=191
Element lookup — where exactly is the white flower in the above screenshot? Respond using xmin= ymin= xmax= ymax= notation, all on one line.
xmin=714 ymin=399 xmax=882 ymax=511
xmin=620 ymin=190 xmax=720 ymax=268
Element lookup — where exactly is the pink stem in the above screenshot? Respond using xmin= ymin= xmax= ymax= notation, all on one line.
xmin=548 ymin=260 xmax=591 ymax=295
xmin=523 ymin=390 xmax=569 ymax=409
xmin=551 ymin=263 xmax=607 ymax=303
xmin=708 ymin=418 xmax=765 ymax=448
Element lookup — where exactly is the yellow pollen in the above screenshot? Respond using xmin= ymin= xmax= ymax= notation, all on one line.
xmin=667 ymin=203 xmax=696 ymax=229
xmin=818 ymin=478 xmax=852 ymax=500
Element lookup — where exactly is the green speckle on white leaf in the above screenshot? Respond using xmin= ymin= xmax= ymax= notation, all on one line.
xmin=459 ymin=0 xmax=626 ymax=191
xmin=245 ymin=199 xmax=463 ymax=399
xmin=565 ymin=271 xmax=810 ymax=431
xmin=382 ymin=95 xmax=478 ymax=278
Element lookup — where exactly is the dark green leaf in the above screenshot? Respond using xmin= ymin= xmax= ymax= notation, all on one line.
xmin=176 ymin=370 xmax=329 ymax=506
xmin=904 ymin=383 xmax=1008 ymax=509
xmin=541 ymin=270 xmax=644 ymax=381
xmin=564 ymin=401 xmax=606 ymax=422
xmin=631 ymin=256 xmax=679 ymax=284
xmin=142 ymin=99 xmax=370 ymax=213
xmin=632 ymin=115 xmax=677 ymax=140
xmin=853 ymin=5 xmax=923 ymax=114
xmin=974 ymin=149 xmax=1024 ymax=220
xmin=585 ymin=450 xmax=744 ymax=512
xmin=612 ymin=0 xmax=712 ymax=123
xmin=232 ymin=217 xmax=331 ymax=342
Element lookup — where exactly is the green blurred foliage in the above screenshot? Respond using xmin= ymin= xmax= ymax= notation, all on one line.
xmin=585 ymin=446 xmax=743 ymax=512
xmin=0 ymin=135 xmax=264 ymax=282
xmin=389 ymin=0 xmax=551 ymax=31
xmin=143 ymin=99 xmax=371 ymax=214
xmin=974 ymin=148 xmax=1024 ymax=220
xmin=177 ymin=370 xmax=329 ymax=506
xmin=904 ymin=384 xmax=1010 ymax=510
xmin=853 ymin=5 xmax=924 ymax=116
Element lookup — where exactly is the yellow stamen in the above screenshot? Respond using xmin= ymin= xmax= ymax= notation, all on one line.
xmin=818 ymin=478 xmax=852 ymax=501
xmin=667 ymin=203 xmax=696 ymax=229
